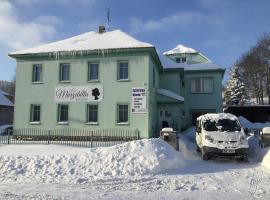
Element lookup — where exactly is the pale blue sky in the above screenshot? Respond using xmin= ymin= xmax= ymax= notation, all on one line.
xmin=1 ymin=0 xmax=270 ymax=81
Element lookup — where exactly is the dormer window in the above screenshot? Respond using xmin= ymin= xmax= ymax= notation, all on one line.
xmin=181 ymin=57 xmax=187 ymax=63
xmin=175 ymin=57 xmax=187 ymax=63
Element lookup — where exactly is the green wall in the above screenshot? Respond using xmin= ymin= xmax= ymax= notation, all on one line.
xmin=14 ymin=52 xmax=154 ymax=138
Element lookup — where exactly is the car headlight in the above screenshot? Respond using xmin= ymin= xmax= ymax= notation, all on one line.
xmin=205 ymin=135 xmax=215 ymax=143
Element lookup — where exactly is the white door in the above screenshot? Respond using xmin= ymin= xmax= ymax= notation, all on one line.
xmin=159 ymin=109 xmax=172 ymax=129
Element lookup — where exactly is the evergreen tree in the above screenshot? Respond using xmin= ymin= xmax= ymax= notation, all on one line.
xmin=224 ymin=65 xmax=250 ymax=105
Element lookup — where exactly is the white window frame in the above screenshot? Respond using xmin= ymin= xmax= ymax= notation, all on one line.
xmin=32 ymin=64 xmax=42 ymax=83
xmin=117 ymin=61 xmax=129 ymax=81
xmin=86 ymin=104 xmax=98 ymax=124
xmin=117 ymin=104 xmax=129 ymax=124
xmin=190 ymin=77 xmax=214 ymax=94
xmin=88 ymin=62 xmax=99 ymax=81
xmin=30 ymin=104 xmax=41 ymax=124
xmin=59 ymin=63 xmax=70 ymax=82
xmin=57 ymin=104 xmax=69 ymax=124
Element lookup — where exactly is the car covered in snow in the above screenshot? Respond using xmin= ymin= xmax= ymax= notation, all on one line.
xmin=195 ymin=113 xmax=249 ymax=161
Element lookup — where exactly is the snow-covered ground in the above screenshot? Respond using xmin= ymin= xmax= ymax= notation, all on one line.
xmin=0 ymin=118 xmax=270 ymax=199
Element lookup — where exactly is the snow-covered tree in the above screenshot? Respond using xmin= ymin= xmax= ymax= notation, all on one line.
xmin=224 ymin=65 xmax=250 ymax=105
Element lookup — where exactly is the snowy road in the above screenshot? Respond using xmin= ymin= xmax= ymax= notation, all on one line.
xmin=0 ymin=162 xmax=269 ymax=200
xmin=0 ymin=129 xmax=270 ymax=200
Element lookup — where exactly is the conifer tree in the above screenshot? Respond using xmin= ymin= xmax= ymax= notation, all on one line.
xmin=224 ymin=65 xmax=250 ymax=105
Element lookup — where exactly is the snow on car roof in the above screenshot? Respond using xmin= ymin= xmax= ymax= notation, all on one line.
xmin=9 ymin=29 xmax=153 ymax=56
xmin=197 ymin=113 xmax=238 ymax=122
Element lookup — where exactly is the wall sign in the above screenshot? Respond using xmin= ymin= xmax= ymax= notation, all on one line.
xmin=131 ymin=87 xmax=147 ymax=113
xmin=54 ymin=86 xmax=103 ymax=102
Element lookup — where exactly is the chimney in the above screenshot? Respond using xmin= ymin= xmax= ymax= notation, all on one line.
xmin=98 ymin=25 xmax=106 ymax=34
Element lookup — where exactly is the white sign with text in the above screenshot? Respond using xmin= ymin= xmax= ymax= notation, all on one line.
xmin=131 ymin=87 xmax=147 ymax=113
xmin=54 ymin=86 xmax=103 ymax=102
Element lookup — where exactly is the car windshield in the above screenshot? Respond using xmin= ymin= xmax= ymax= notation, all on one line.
xmin=203 ymin=119 xmax=241 ymax=132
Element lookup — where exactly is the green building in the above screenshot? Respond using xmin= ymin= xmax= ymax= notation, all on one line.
xmin=9 ymin=27 xmax=224 ymax=138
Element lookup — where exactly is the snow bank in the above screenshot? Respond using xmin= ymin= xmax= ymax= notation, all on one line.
xmin=261 ymin=148 xmax=270 ymax=170
xmin=0 ymin=139 xmax=186 ymax=184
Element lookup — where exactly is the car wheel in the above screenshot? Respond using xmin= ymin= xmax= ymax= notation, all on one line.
xmin=202 ymin=151 xmax=209 ymax=161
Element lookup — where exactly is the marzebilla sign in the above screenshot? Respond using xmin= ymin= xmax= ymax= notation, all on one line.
xmin=54 ymin=86 xmax=103 ymax=102
xmin=131 ymin=87 xmax=147 ymax=113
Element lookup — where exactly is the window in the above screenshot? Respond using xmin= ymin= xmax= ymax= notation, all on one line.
xmin=59 ymin=63 xmax=70 ymax=82
xmin=176 ymin=57 xmax=187 ymax=63
xmin=117 ymin=61 xmax=128 ymax=80
xmin=88 ymin=63 xmax=99 ymax=81
xmin=32 ymin=64 xmax=42 ymax=83
xmin=87 ymin=105 xmax=98 ymax=123
xmin=153 ymin=68 xmax=155 ymax=88
xmin=30 ymin=104 xmax=41 ymax=123
xmin=181 ymin=57 xmax=187 ymax=63
xmin=117 ymin=104 xmax=128 ymax=123
xmin=58 ymin=104 xmax=69 ymax=123
xmin=190 ymin=77 xmax=213 ymax=93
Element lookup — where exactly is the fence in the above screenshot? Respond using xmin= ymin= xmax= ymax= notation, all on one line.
xmin=0 ymin=128 xmax=140 ymax=148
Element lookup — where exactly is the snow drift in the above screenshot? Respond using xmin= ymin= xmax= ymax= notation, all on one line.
xmin=0 ymin=139 xmax=185 ymax=184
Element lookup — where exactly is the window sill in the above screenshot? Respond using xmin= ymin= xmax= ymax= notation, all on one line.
xmin=116 ymin=122 xmax=129 ymax=125
xmin=59 ymin=81 xmax=71 ymax=84
xmin=57 ymin=122 xmax=69 ymax=125
xmin=29 ymin=122 xmax=41 ymax=125
xmin=117 ymin=79 xmax=130 ymax=82
xmin=85 ymin=122 xmax=99 ymax=125
xmin=31 ymin=82 xmax=43 ymax=84
xmin=87 ymin=80 xmax=100 ymax=83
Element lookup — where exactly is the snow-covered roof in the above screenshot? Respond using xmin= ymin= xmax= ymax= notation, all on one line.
xmin=163 ymin=44 xmax=197 ymax=55
xmin=159 ymin=53 xmax=224 ymax=71
xmin=197 ymin=113 xmax=238 ymax=122
xmin=0 ymin=90 xmax=13 ymax=106
xmin=158 ymin=53 xmax=182 ymax=69
xmin=183 ymin=62 xmax=224 ymax=71
xmin=157 ymin=89 xmax=184 ymax=101
xmin=9 ymin=30 xmax=153 ymax=56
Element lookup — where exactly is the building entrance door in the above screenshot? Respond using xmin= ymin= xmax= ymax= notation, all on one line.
xmin=159 ymin=109 xmax=172 ymax=129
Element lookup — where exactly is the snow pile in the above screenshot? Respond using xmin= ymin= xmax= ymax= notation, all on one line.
xmin=0 ymin=139 xmax=186 ymax=184
xmin=9 ymin=30 xmax=153 ymax=56
xmin=261 ymin=148 xmax=270 ymax=170
xmin=163 ymin=44 xmax=197 ymax=55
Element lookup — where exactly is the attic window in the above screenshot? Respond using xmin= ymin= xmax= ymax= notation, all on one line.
xmin=176 ymin=57 xmax=187 ymax=63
